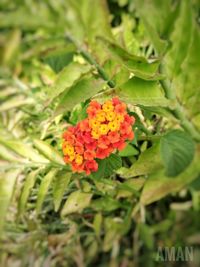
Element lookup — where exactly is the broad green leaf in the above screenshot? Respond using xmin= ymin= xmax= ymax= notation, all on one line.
xmin=70 ymin=0 xmax=113 ymax=43
xmin=0 ymin=169 xmax=20 ymax=235
xmin=140 ymin=148 xmax=200 ymax=205
xmin=47 ymin=62 xmax=91 ymax=100
xmin=172 ymin=23 xmax=200 ymax=128
xmin=0 ymin=138 xmax=49 ymax=163
xmin=99 ymin=37 xmax=163 ymax=80
xmin=18 ymin=169 xmax=40 ymax=215
xmin=36 ymin=168 xmax=58 ymax=214
xmin=117 ymin=142 xmax=163 ymax=178
xmin=92 ymin=154 xmax=122 ymax=179
xmin=135 ymin=0 xmax=178 ymax=54
xmin=92 ymin=196 xmax=121 ymax=212
xmin=160 ymin=130 xmax=195 ymax=177
xmin=33 ymin=139 xmax=64 ymax=165
xmin=61 ymin=190 xmax=92 ymax=216
xmin=117 ymin=178 xmax=145 ymax=198
xmin=43 ymin=46 xmax=75 ymax=73
xmin=55 ymin=77 xmax=104 ymax=116
xmin=117 ymin=77 xmax=172 ymax=107
xmin=164 ymin=0 xmax=192 ymax=79
xmin=53 ymin=171 xmax=72 ymax=212
xmin=119 ymin=144 xmax=139 ymax=157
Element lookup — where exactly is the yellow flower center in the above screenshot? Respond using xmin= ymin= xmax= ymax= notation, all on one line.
xmin=64 ymin=145 xmax=74 ymax=155
xmin=106 ymin=111 xmax=116 ymax=121
xmin=92 ymin=130 xmax=100 ymax=139
xmin=75 ymin=154 xmax=83 ymax=165
xmin=96 ymin=111 xmax=106 ymax=122
xmin=99 ymin=124 xmax=109 ymax=135
xmin=108 ymin=121 xmax=120 ymax=131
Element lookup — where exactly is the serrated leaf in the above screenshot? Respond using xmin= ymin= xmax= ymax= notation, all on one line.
xmin=53 ymin=171 xmax=72 ymax=212
xmin=61 ymin=190 xmax=92 ymax=216
xmin=140 ymin=147 xmax=200 ymax=205
xmin=92 ymin=154 xmax=122 ymax=179
xmin=36 ymin=168 xmax=58 ymax=214
xmin=55 ymin=77 xmax=104 ymax=116
xmin=117 ymin=77 xmax=172 ymax=107
xmin=160 ymin=130 xmax=195 ymax=177
xmin=18 ymin=169 xmax=40 ymax=215
xmin=117 ymin=142 xmax=163 ymax=178
xmin=119 ymin=144 xmax=139 ymax=157
xmin=0 ymin=169 xmax=20 ymax=235
xmin=99 ymin=37 xmax=163 ymax=80
xmin=47 ymin=62 xmax=91 ymax=101
xmin=33 ymin=139 xmax=64 ymax=165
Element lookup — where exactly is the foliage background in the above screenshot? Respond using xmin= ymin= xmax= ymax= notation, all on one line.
xmin=0 ymin=0 xmax=200 ymax=266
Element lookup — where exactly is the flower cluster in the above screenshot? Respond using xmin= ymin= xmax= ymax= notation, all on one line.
xmin=62 ymin=97 xmax=135 ymax=175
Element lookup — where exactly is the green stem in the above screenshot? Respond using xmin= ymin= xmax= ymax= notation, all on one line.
xmin=160 ymin=66 xmax=200 ymax=142
xmin=65 ymin=34 xmax=116 ymax=88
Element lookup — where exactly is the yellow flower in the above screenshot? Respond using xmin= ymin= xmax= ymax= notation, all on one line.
xmin=96 ymin=110 xmax=106 ymax=122
xmin=99 ymin=124 xmax=109 ymax=135
xmin=115 ymin=114 xmax=124 ymax=123
xmin=106 ymin=111 xmax=116 ymax=121
xmin=89 ymin=119 xmax=100 ymax=129
xmin=103 ymin=101 xmax=114 ymax=112
xmin=64 ymin=145 xmax=74 ymax=155
xmin=75 ymin=154 xmax=83 ymax=165
xmin=92 ymin=130 xmax=100 ymax=139
xmin=108 ymin=120 xmax=120 ymax=131
xmin=69 ymin=154 xmax=75 ymax=162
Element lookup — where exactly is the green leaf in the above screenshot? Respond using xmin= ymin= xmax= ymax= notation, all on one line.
xmin=0 ymin=138 xmax=49 ymax=163
xmin=47 ymin=62 xmax=91 ymax=101
xmin=99 ymin=37 xmax=163 ymax=80
xmin=117 ymin=77 xmax=172 ymax=107
xmin=92 ymin=154 xmax=122 ymax=179
xmin=171 ymin=23 xmax=200 ymax=129
xmin=119 ymin=144 xmax=139 ymax=157
xmin=53 ymin=171 xmax=72 ymax=212
xmin=18 ymin=169 xmax=40 ymax=215
xmin=138 ymin=223 xmax=154 ymax=250
xmin=135 ymin=0 xmax=178 ymax=54
xmin=160 ymin=130 xmax=195 ymax=177
xmin=61 ymin=190 xmax=92 ymax=216
xmin=36 ymin=168 xmax=58 ymax=214
xmin=33 ymin=139 xmax=64 ymax=165
xmin=0 ymin=169 xmax=20 ymax=235
xmin=117 ymin=142 xmax=163 ymax=178
xmin=0 ymin=96 xmax=34 ymax=112
xmin=0 ymin=143 xmax=26 ymax=163
xmin=43 ymin=46 xmax=75 ymax=73
xmin=164 ymin=0 xmax=193 ymax=79
xmin=55 ymin=77 xmax=104 ymax=116
xmin=140 ymin=149 xmax=200 ymax=205
xmin=92 ymin=196 xmax=121 ymax=212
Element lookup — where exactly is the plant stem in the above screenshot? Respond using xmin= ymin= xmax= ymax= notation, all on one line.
xmin=160 ymin=66 xmax=200 ymax=142
xmin=65 ymin=34 xmax=116 ymax=88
